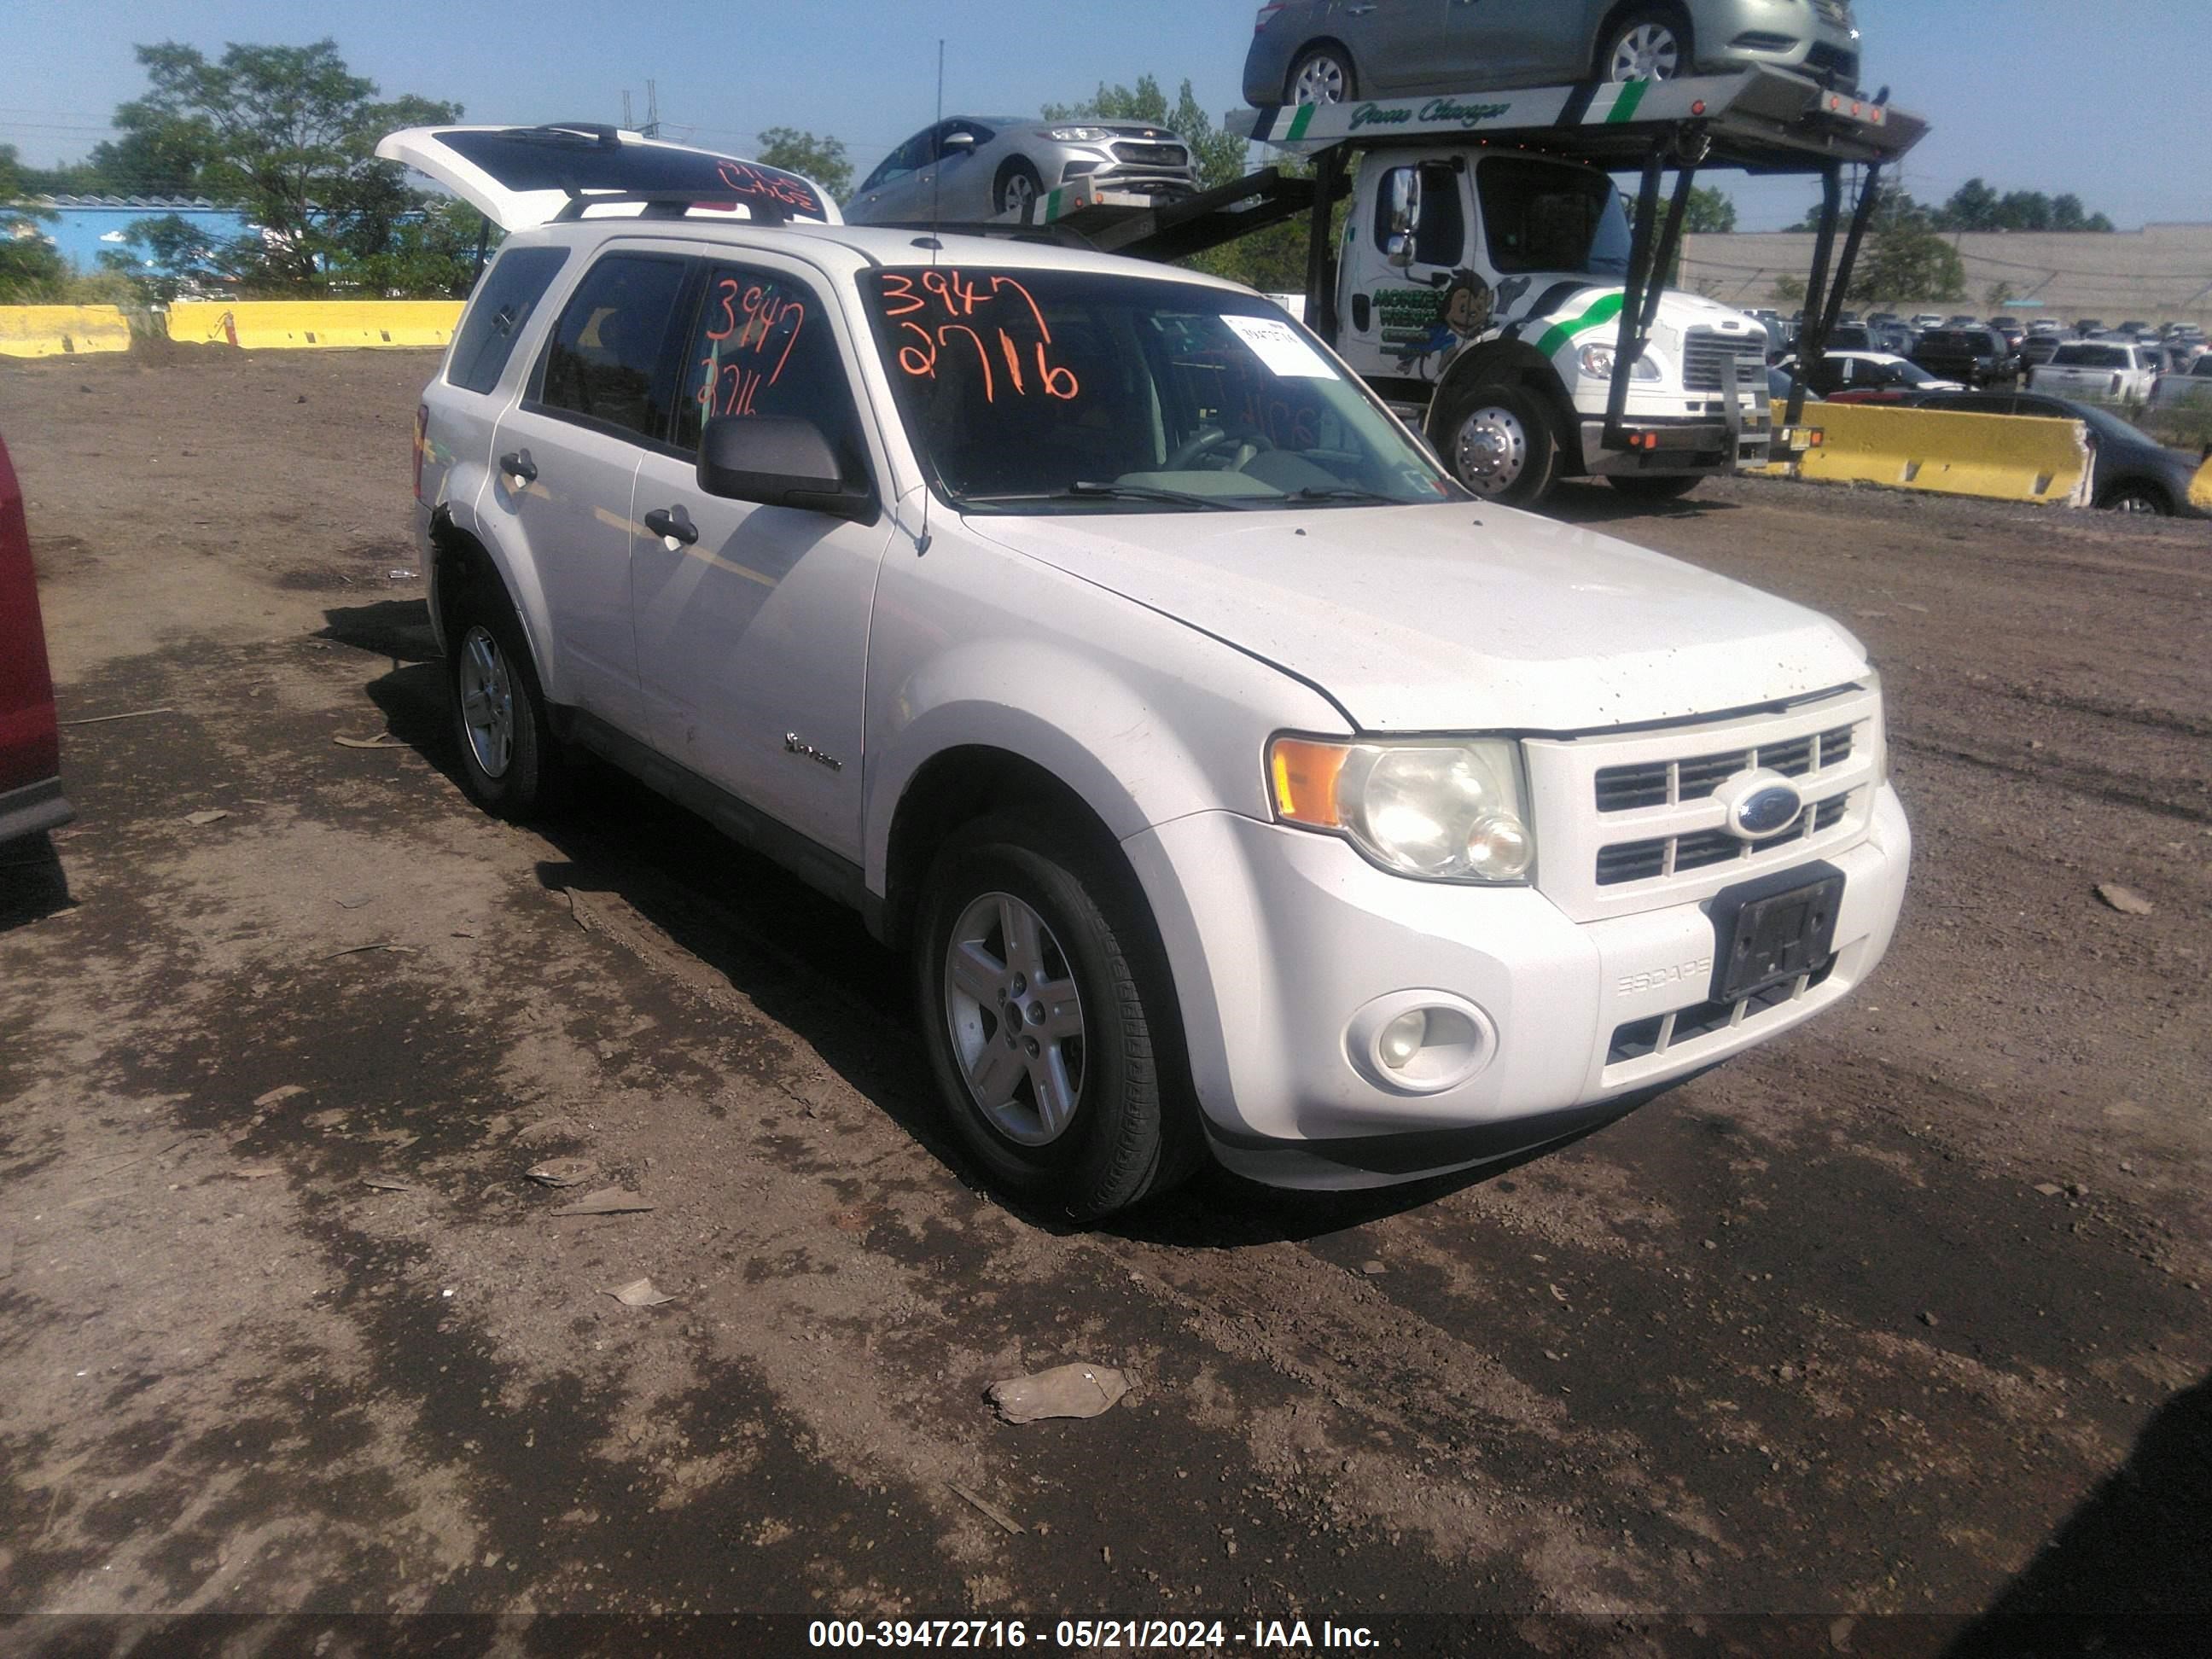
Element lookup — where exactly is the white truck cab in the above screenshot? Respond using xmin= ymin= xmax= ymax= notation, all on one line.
xmin=1336 ymin=143 xmax=1768 ymax=504
xmin=384 ymin=123 xmax=1910 ymax=1221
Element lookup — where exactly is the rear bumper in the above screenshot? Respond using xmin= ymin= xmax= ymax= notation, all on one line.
xmin=0 ymin=773 xmax=73 ymax=847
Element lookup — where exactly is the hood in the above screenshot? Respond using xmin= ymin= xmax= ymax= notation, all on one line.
xmin=375 ymin=124 xmax=840 ymax=232
xmin=965 ymin=504 xmax=1868 ymax=733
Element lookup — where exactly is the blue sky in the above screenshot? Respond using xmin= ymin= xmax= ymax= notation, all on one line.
xmin=3 ymin=0 xmax=2202 ymax=231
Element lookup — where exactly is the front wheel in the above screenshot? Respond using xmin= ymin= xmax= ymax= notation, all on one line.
xmin=1433 ymin=381 xmax=1559 ymax=506
xmin=1607 ymin=473 xmax=1703 ymax=504
xmin=1599 ymin=7 xmax=1693 ymax=82
xmin=913 ymin=813 xmax=1197 ymax=1220
xmin=2099 ymin=481 xmax=2173 ymax=515
xmin=995 ymin=159 xmax=1043 ymax=220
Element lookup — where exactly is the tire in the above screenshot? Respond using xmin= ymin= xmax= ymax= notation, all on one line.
xmin=1433 ymin=381 xmax=1559 ymax=506
xmin=912 ymin=812 xmax=1199 ymax=1220
xmin=1286 ymin=44 xmax=1356 ymax=106
xmin=2098 ymin=481 xmax=2173 ymax=515
xmin=1598 ymin=6 xmax=1693 ymax=82
xmin=1607 ymin=473 xmax=1703 ymax=503
xmin=994 ymin=158 xmax=1044 ymax=220
xmin=445 ymin=573 xmax=570 ymax=819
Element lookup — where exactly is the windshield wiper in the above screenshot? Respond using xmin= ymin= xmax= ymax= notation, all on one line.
xmin=965 ymin=482 xmax=1247 ymax=512
xmin=1284 ymin=486 xmax=1401 ymax=505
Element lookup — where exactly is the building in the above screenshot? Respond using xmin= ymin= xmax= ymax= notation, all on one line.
xmin=29 ymin=196 xmax=256 ymax=275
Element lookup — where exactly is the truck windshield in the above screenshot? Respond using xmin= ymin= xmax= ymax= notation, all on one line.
xmin=861 ymin=267 xmax=1460 ymax=514
xmin=1476 ymin=157 xmax=1632 ymax=277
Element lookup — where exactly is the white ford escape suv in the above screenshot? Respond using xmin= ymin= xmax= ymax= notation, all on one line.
xmin=389 ymin=125 xmax=1909 ymax=1220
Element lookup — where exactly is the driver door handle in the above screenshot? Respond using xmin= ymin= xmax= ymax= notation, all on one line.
xmin=498 ymin=448 xmax=537 ymax=484
xmin=643 ymin=505 xmax=699 ymax=546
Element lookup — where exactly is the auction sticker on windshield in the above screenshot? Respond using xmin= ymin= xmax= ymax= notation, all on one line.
xmin=1221 ymin=314 xmax=1336 ymax=379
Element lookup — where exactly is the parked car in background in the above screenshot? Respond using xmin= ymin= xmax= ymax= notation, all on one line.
xmin=0 ymin=431 xmax=73 ymax=847
xmin=2073 ymin=318 xmax=2106 ymax=336
xmin=1903 ymin=391 xmax=2209 ymax=517
xmin=1825 ymin=323 xmax=1874 ymax=352
xmin=1906 ymin=312 xmax=1944 ymax=333
xmin=1911 ymin=327 xmax=2017 ymax=388
xmin=1988 ymin=317 xmax=2024 ymax=350
xmin=1767 ymin=364 xmax=1821 ymax=401
xmin=1243 ymin=0 xmax=1865 ymax=106
xmin=2150 ymin=354 xmax=2212 ymax=410
xmin=2029 ymin=341 xmax=2162 ymax=402
xmin=848 ymin=115 xmax=1196 ymax=224
xmin=2018 ymin=333 xmax=2067 ymax=370
xmin=1778 ymin=351 xmax=1962 ymax=401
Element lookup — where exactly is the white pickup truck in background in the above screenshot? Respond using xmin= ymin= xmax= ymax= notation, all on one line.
xmin=2029 ymin=341 xmax=2162 ymax=403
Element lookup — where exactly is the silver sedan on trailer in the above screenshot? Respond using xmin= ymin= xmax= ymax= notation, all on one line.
xmin=1244 ymin=0 xmax=1864 ymax=106
xmin=847 ymin=116 xmax=1198 ymax=225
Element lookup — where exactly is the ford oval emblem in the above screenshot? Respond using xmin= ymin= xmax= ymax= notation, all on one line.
xmin=1711 ymin=768 xmax=1807 ymax=841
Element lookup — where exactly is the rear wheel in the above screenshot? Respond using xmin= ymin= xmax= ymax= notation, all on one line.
xmin=913 ymin=812 xmax=1198 ymax=1220
xmin=1435 ymin=381 xmax=1559 ymax=506
xmin=446 ymin=574 xmax=570 ymax=818
xmin=1607 ymin=473 xmax=1703 ymax=503
xmin=1286 ymin=45 xmax=1356 ymax=106
xmin=2099 ymin=481 xmax=2173 ymax=515
xmin=1599 ymin=7 xmax=1692 ymax=81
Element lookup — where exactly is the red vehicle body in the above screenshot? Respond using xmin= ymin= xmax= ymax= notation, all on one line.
xmin=0 ymin=432 xmax=73 ymax=845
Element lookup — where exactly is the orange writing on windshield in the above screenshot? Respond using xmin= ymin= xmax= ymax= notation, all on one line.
xmin=881 ymin=271 xmax=1080 ymax=403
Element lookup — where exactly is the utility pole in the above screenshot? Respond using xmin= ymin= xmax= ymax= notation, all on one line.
xmin=642 ymin=80 xmax=660 ymax=139
xmin=622 ymin=90 xmax=632 ymax=131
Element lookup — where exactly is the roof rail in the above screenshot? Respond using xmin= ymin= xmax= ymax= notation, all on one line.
xmin=550 ymin=189 xmax=812 ymax=224
xmin=499 ymin=123 xmax=625 ymax=149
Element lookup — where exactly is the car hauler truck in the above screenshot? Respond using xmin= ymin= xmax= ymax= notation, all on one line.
xmin=992 ymin=67 xmax=1926 ymax=508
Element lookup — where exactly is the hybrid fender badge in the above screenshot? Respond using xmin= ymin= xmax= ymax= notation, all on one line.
xmin=783 ymin=733 xmax=843 ymax=772
xmin=1713 ymin=769 xmax=1805 ymax=841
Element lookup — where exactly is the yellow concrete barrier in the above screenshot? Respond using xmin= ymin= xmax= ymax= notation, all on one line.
xmin=2192 ymin=453 xmax=2212 ymax=514
xmin=1762 ymin=400 xmax=2092 ymax=505
xmin=166 ymin=300 xmax=461 ymax=351
xmin=0 ymin=305 xmax=133 ymax=358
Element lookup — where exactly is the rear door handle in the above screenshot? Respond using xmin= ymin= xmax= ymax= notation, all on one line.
xmin=498 ymin=448 xmax=537 ymax=484
xmin=643 ymin=505 xmax=699 ymax=546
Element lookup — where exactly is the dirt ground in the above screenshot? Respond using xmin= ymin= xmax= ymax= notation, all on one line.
xmin=1 ymin=347 xmax=2207 ymax=1655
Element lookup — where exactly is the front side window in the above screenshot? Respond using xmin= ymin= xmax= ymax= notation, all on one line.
xmin=859 ymin=266 xmax=1459 ymax=513
xmin=1476 ymin=157 xmax=1631 ymax=276
xmin=449 ymin=245 xmax=570 ymax=395
xmin=1371 ymin=163 xmax=1466 ymax=267
xmin=673 ymin=264 xmax=870 ymax=486
xmin=536 ymin=253 xmax=692 ymax=443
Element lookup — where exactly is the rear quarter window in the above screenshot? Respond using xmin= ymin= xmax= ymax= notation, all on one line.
xmin=447 ymin=246 xmax=571 ymax=395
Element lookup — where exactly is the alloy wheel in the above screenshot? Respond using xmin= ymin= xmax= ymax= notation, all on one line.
xmin=457 ymin=625 xmax=515 ymax=779
xmin=942 ymin=890 xmax=1086 ymax=1147
xmin=1001 ymin=173 xmax=1037 ymax=217
xmin=1609 ymin=23 xmax=1683 ymax=81
xmin=1291 ymin=55 xmax=1349 ymax=105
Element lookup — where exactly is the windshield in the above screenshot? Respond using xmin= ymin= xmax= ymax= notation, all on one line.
xmin=1477 ymin=157 xmax=1633 ymax=276
xmin=861 ymin=267 xmax=1460 ymax=513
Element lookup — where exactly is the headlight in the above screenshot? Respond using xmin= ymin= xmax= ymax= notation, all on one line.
xmin=1267 ymin=736 xmax=1535 ymax=883
xmin=1043 ymin=126 xmax=1114 ymax=143
xmin=1579 ymin=342 xmax=1662 ymax=381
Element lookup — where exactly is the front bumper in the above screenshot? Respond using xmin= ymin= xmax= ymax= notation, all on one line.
xmin=1121 ymin=784 xmax=1909 ymax=1190
xmin=0 ymin=773 xmax=74 ymax=847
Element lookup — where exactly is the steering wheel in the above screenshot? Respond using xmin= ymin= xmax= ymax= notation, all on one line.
xmin=1166 ymin=424 xmax=1276 ymax=472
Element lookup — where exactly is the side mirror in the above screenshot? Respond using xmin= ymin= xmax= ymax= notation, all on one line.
xmin=941 ymin=131 xmax=978 ymax=159
xmin=697 ymin=416 xmax=875 ymax=522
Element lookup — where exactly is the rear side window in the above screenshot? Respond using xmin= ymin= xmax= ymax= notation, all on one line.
xmin=536 ymin=253 xmax=692 ymax=443
xmin=672 ymin=265 xmax=870 ymax=486
xmin=448 ymin=246 xmax=570 ymax=395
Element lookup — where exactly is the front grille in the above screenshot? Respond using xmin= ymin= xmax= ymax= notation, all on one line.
xmin=1110 ymin=142 xmax=1189 ymax=170
xmin=1595 ymin=792 xmax=1852 ymax=887
xmin=1682 ymin=328 xmax=1766 ymax=392
xmin=1607 ymin=955 xmax=1837 ymax=1065
xmin=1594 ymin=725 xmax=1857 ymax=814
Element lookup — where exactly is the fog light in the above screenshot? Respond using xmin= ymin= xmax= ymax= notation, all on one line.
xmin=1379 ymin=1010 xmax=1427 ymax=1070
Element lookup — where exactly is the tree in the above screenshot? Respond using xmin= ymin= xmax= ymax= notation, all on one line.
xmin=1684 ymin=185 xmax=1736 ymax=235
xmin=0 ymin=144 xmax=67 ymax=302
xmin=1938 ymin=177 xmax=2000 ymax=232
xmin=754 ymin=127 xmax=853 ymax=201
xmin=105 ymin=39 xmax=461 ymax=289
xmin=1849 ymin=222 xmax=1965 ymax=304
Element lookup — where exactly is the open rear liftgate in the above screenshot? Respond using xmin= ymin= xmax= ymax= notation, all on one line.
xmin=1005 ymin=66 xmax=1927 ymax=470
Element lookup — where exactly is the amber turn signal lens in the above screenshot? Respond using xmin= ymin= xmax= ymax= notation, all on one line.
xmin=1269 ymin=737 xmax=1350 ymax=828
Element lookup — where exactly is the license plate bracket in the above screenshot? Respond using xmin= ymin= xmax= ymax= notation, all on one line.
xmin=1709 ymin=863 xmax=1845 ymax=1004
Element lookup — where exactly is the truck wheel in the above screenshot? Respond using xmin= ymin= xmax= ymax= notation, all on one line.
xmin=1435 ymin=381 xmax=1558 ymax=505
xmin=995 ymin=159 xmax=1044 ymax=220
xmin=1598 ymin=7 xmax=1692 ymax=81
xmin=446 ymin=578 xmax=570 ymax=819
xmin=1607 ymin=474 xmax=1702 ymax=504
xmin=913 ymin=812 xmax=1199 ymax=1220
xmin=1286 ymin=45 xmax=1356 ymax=105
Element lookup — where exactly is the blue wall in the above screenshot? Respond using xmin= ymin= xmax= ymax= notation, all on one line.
xmin=34 ymin=201 xmax=254 ymax=273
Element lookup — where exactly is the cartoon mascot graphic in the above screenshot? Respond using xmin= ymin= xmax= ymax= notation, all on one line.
xmin=1395 ymin=268 xmax=1495 ymax=378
